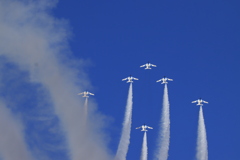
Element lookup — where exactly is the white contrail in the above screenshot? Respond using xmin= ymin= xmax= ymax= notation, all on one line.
xmin=196 ymin=106 xmax=208 ymax=160
xmin=0 ymin=1 xmax=112 ymax=160
xmin=115 ymin=83 xmax=133 ymax=160
xmin=155 ymin=84 xmax=170 ymax=160
xmin=140 ymin=132 xmax=148 ymax=160
xmin=0 ymin=102 xmax=33 ymax=160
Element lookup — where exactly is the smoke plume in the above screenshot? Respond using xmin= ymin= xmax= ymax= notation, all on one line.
xmin=115 ymin=83 xmax=133 ymax=160
xmin=196 ymin=106 xmax=208 ymax=160
xmin=155 ymin=84 xmax=170 ymax=160
xmin=84 ymin=98 xmax=89 ymax=117
xmin=140 ymin=131 xmax=148 ymax=160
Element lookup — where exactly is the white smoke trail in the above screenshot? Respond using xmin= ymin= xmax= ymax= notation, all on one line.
xmin=83 ymin=98 xmax=88 ymax=124
xmin=155 ymin=84 xmax=170 ymax=160
xmin=115 ymin=83 xmax=133 ymax=160
xmin=84 ymin=98 xmax=89 ymax=117
xmin=0 ymin=1 xmax=112 ymax=160
xmin=140 ymin=131 xmax=148 ymax=160
xmin=196 ymin=106 xmax=208 ymax=160
xmin=0 ymin=102 xmax=33 ymax=160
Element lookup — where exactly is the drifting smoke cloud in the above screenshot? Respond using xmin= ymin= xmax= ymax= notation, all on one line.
xmin=196 ymin=106 xmax=208 ymax=160
xmin=155 ymin=84 xmax=170 ymax=160
xmin=115 ymin=83 xmax=133 ymax=160
xmin=0 ymin=0 xmax=112 ymax=160
xmin=0 ymin=102 xmax=33 ymax=160
xmin=140 ymin=132 xmax=148 ymax=160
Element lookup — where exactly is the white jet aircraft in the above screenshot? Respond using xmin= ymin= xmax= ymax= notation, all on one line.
xmin=192 ymin=98 xmax=208 ymax=106
xmin=78 ymin=91 xmax=94 ymax=98
xmin=122 ymin=75 xmax=139 ymax=83
xmin=156 ymin=76 xmax=173 ymax=84
xmin=136 ymin=124 xmax=153 ymax=132
xmin=140 ymin=62 xmax=157 ymax=69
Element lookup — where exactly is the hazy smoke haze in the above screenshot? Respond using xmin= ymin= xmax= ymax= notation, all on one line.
xmin=0 ymin=0 xmax=112 ymax=159
xmin=0 ymin=102 xmax=33 ymax=160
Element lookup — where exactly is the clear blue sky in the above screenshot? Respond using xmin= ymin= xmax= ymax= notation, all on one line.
xmin=53 ymin=0 xmax=240 ymax=160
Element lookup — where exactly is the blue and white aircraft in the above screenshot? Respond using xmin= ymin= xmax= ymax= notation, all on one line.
xmin=192 ymin=98 xmax=208 ymax=106
xmin=136 ymin=124 xmax=153 ymax=132
xmin=122 ymin=75 xmax=139 ymax=83
xmin=156 ymin=76 xmax=173 ymax=84
xmin=78 ymin=91 xmax=94 ymax=98
xmin=140 ymin=62 xmax=157 ymax=69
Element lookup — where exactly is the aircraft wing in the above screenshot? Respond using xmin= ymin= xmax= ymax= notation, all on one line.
xmin=77 ymin=92 xmax=83 ymax=95
xmin=150 ymin=64 xmax=157 ymax=67
xmin=203 ymin=100 xmax=208 ymax=103
xmin=156 ymin=79 xmax=162 ymax=82
xmin=168 ymin=78 xmax=173 ymax=81
xmin=89 ymin=93 xmax=94 ymax=95
xmin=136 ymin=126 xmax=141 ymax=129
xmin=192 ymin=100 xmax=197 ymax=103
xmin=140 ymin=64 xmax=146 ymax=68
xmin=133 ymin=77 xmax=139 ymax=80
xmin=122 ymin=78 xmax=127 ymax=81
xmin=147 ymin=126 xmax=153 ymax=129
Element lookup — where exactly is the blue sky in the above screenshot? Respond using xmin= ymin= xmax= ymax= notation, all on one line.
xmin=53 ymin=1 xmax=240 ymax=160
xmin=0 ymin=0 xmax=239 ymax=160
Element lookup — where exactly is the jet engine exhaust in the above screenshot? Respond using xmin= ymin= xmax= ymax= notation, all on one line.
xmin=196 ymin=106 xmax=208 ymax=160
xmin=140 ymin=131 xmax=148 ymax=160
xmin=115 ymin=83 xmax=133 ymax=160
xmin=155 ymin=84 xmax=170 ymax=160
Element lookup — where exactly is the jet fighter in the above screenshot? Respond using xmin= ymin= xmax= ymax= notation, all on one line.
xmin=136 ymin=124 xmax=153 ymax=132
xmin=140 ymin=62 xmax=157 ymax=69
xmin=156 ymin=76 xmax=173 ymax=84
xmin=122 ymin=75 xmax=139 ymax=83
xmin=192 ymin=98 xmax=208 ymax=106
xmin=78 ymin=91 xmax=94 ymax=98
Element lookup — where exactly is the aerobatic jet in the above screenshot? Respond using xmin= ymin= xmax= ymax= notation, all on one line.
xmin=156 ymin=76 xmax=173 ymax=84
xmin=78 ymin=91 xmax=94 ymax=98
xmin=192 ymin=98 xmax=208 ymax=106
xmin=136 ymin=124 xmax=153 ymax=132
xmin=140 ymin=62 xmax=157 ymax=69
xmin=122 ymin=75 xmax=139 ymax=83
